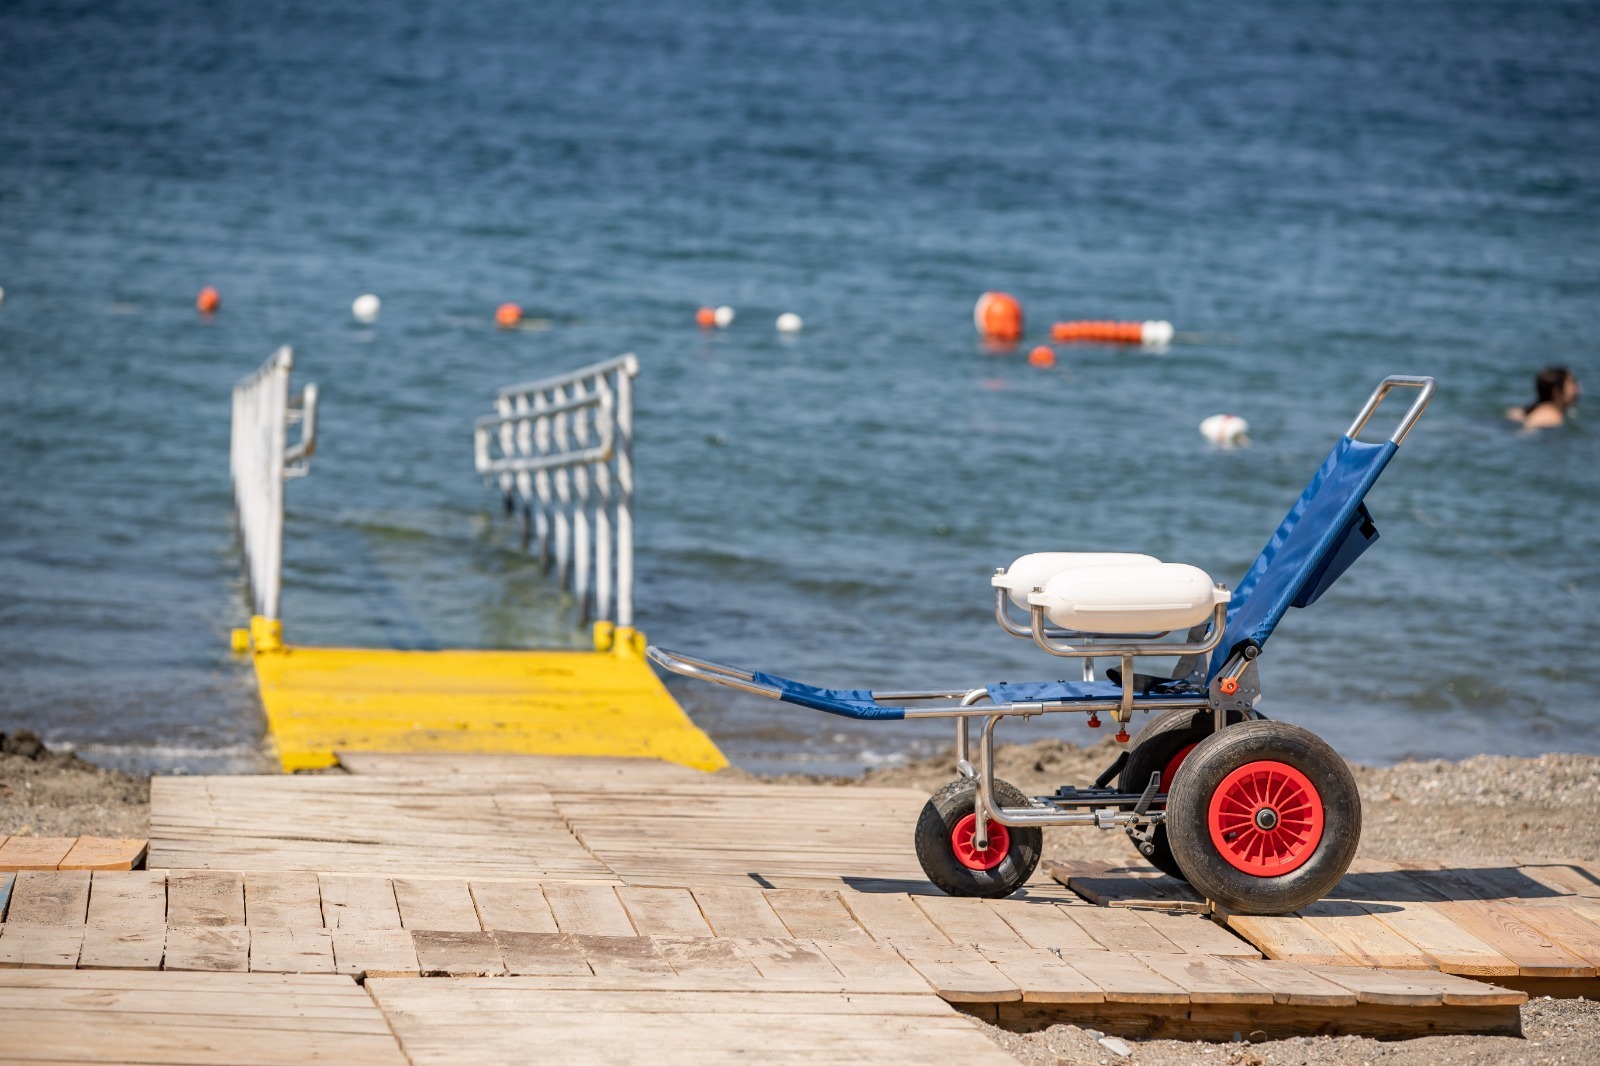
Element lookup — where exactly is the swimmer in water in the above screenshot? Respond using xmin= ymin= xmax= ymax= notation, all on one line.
xmin=1507 ymin=366 xmax=1581 ymax=430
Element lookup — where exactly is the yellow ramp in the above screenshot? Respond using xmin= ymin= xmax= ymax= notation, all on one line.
xmin=247 ymin=620 xmax=727 ymax=773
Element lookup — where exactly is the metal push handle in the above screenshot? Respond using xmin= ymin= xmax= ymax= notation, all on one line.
xmin=1346 ymin=375 xmax=1437 ymax=445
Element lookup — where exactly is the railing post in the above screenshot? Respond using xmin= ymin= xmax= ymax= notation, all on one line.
xmin=593 ymin=376 xmax=615 ymax=626
xmin=616 ymin=363 xmax=634 ymax=629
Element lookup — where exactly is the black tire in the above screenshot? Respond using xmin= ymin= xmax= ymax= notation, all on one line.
xmin=914 ymin=777 xmax=1042 ymax=898
xmin=1120 ymin=707 xmax=1251 ymax=880
xmin=1166 ymin=720 xmax=1360 ymax=915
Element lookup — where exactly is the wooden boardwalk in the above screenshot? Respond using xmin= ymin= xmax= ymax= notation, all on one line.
xmin=0 ymin=753 xmax=1565 ymax=1060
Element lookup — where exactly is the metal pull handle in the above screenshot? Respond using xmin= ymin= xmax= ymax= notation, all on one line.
xmin=1346 ymin=375 xmax=1437 ymax=445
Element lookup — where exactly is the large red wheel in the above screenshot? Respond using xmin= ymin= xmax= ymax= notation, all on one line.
xmin=1118 ymin=707 xmax=1252 ymax=879
xmin=1166 ymin=720 xmax=1360 ymax=915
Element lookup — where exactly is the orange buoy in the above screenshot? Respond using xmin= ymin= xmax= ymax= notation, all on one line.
xmin=974 ymin=292 xmax=1023 ymax=342
xmin=1027 ymin=345 xmax=1056 ymax=368
xmin=695 ymin=306 xmax=717 ymax=328
xmin=196 ymin=286 xmax=220 ymax=314
xmin=1051 ymin=320 xmax=1173 ymax=345
xmin=495 ymin=302 xmax=522 ymax=329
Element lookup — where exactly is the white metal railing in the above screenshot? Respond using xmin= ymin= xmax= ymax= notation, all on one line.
xmin=474 ymin=353 xmax=637 ymax=628
xmin=230 ymin=345 xmax=317 ymax=620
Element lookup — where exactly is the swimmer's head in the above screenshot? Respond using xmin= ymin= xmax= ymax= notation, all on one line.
xmin=1533 ymin=366 xmax=1580 ymax=411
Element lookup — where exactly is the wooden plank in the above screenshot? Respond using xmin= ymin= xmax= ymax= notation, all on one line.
xmin=572 ymin=935 xmax=673 ymax=978
xmin=411 ymin=930 xmax=505 ymax=976
xmin=5 ymin=871 xmax=90 ymax=926
xmin=764 ymin=889 xmax=870 ymax=942
xmin=987 ymin=900 xmax=1107 ymax=956
xmin=731 ymin=937 xmax=847 ymax=985
xmin=331 ymin=929 xmax=420 ymax=979
xmin=80 ymin=870 xmax=167 ymax=970
xmin=79 ymin=927 xmax=165 ymax=970
xmin=1133 ymin=951 xmax=1275 ymax=1004
xmin=470 ymin=881 xmax=558 ymax=933
xmin=0 ymin=837 xmax=76 ymax=871
xmin=1505 ymin=904 xmax=1600 ymax=968
xmin=811 ymin=939 xmax=932 ymax=993
xmin=891 ymin=940 xmax=1020 ymax=1002
xmin=1065 ymin=903 xmax=1184 ymax=953
xmin=1308 ymin=965 xmax=1447 ymax=1006
xmin=653 ymin=937 xmax=762 ymax=980
xmin=492 ymin=931 xmax=592 ymax=976
xmin=841 ymin=891 xmax=951 ymax=944
xmin=544 ymin=882 xmax=634 ymax=937
xmin=690 ymin=887 xmax=790 ymax=938
xmin=0 ymin=926 xmax=83 ymax=968
xmin=0 ymin=970 xmax=408 ymax=1065
xmin=1219 ymin=911 xmax=1359 ymax=966
xmin=244 ymin=872 xmax=324 ymax=927
xmin=1431 ymin=900 xmax=1595 ymax=978
xmin=166 ymin=871 xmax=245 ymax=927
xmin=1517 ymin=862 xmax=1600 ymax=899
xmin=1064 ymin=951 xmax=1188 ymax=1004
xmin=618 ymin=887 xmax=713 ymax=937
xmin=163 ymin=926 xmax=250 ymax=972
xmin=977 ymin=944 xmax=1105 ymax=1003
xmin=1358 ymin=901 xmax=1519 ymax=977
xmin=1130 ymin=909 xmax=1260 ymax=958
xmin=393 ymin=878 xmax=482 ymax=932
xmin=914 ymin=895 xmax=1026 ymax=946
xmin=250 ymin=927 xmax=336 ymax=974
xmin=1221 ymin=958 xmax=1359 ymax=1006
xmin=57 ymin=837 xmax=147 ymax=872
xmin=86 ymin=870 xmax=166 ymax=928
xmin=320 ymin=875 xmax=401 ymax=930
xmin=1297 ymin=900 xmax=1436 ymax=969
xmin=337 ymin=751 xmax=705 ymax=785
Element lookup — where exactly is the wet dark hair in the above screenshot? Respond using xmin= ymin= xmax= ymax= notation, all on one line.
xmin=1527 ymin=366 xmax=1573 ymax=414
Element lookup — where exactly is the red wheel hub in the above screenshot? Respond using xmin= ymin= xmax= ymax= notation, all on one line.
xmin=1207 ymin=760 xmax=1324 ymax=876
xmin=950 ymin=813 xmax=1011 ymax=870
xmin=1162 ymin=742 xmax=1198 ymax=795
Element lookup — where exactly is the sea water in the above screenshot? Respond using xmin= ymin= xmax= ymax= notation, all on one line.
xmin=1 ymin=0 xmax=1597 ymax=774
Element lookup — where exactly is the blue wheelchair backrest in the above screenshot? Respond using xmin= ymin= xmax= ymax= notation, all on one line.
xmin=1207 ymin=435 xmax=1398 ymax=679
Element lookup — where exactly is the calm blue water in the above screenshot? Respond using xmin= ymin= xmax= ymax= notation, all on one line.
xmin=2 ymin=0 xmax=1598 ymax=775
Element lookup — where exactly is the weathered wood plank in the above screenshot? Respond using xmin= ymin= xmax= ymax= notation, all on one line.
xmin=619 ymin=887 xmax=714 ymax=937
xmin=544 ymin=882 xmax=634 ymax=936
xmin=654 ymin=937 xmax=762 ymax=980
xmin=394 ymin=878 xmax=482 ymax=932
xmin=764 ymin=890 xmax=870 ymax=942
xmin=1504 ymin=904 xmax=1600 ymax=968
xmin=243 ymin=872 xmax=323 ymax=927
xmin=1065 ymin=902 xmax=1184 ymax=953
xmin=163 ymin=926 xmax=250 ymax=972
xmin=811 ymin=939 xmax=934 ymax=993
xmin=411 ymin=930 xmax=505 ymax=976
xmin=690 ymin=887 xmax=790 ymax=938
xmin=1219 ymin=911 xmax=1359 ymax=966
xmin=320 ymin=875 xmax=401 ymax=930
xmin=1430 ymin=900 xmax=1595 ymax=978
xmin=731 ymin=937 xmax=847 ymax=985
xmin=1221 ymin=958 xmax=1359 ymax=1006
xmin=491 ymin=931 xmax=591 ymax=976
xmin=250 ymin=927 xmax=336 ymax=974
xmin=331 ymin=928 xmax=420 ymax=979
xmin=1358 ymin=901 xmax=1518 ymax=977
xmin=1128 ymin=909 xmax=1260 ymax=958
xmin=573 ymin=935 xmax=674 ymax=978
xmin=914 ymin=896 xmax=1026 ymax=946
xmin=80 ymin=870 xmax=167 ymax=970
xmin=892 ymin=940 xmax=1020 ymax=1002
xmin=841 ymin=892 xmax=950 ymax=944
xmin=6 ymin=871 xmax=91 ymax=926
xmin=987 ymin=900 xmax=1108 ymax=956
xmin=1064 ymin=951 xmax=1188 ymax=1004
xmin=166 ymin=871 xmax=245 ymax=927
xmin=79 ymin=927 xmax=166 ymax=970
xmin=470 ymin=881 xmax=557 ymax=933
xmin=977 ymin=944 xmax=1105 ymax=1004
xmin=1297 ymin=900 xmax=1437 ymax=970
xmin=0 ymin=926 xmax=83 ymax=968
xmin=1133 ymin=951 xmax=1275 ymax=1004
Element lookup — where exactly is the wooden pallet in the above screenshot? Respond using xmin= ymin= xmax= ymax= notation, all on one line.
xmin=0 ymin=836 xmax=146 ymax=872
xmin=1050 ymin=855 xmax=1600 ymax=997
xmin=0 ymin=969 xmax=408 ymax=1065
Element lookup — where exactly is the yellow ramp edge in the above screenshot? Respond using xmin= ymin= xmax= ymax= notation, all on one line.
xmin=248 ymin=620 xmax=728 ymax=773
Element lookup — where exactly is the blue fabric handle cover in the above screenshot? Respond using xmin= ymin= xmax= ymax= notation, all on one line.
xmin=751 ymin=672 xmax=907 ymax=720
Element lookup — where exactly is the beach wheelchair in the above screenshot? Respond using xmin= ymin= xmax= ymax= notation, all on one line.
xmin=649 ymin=376 xmax=1435 ymax=914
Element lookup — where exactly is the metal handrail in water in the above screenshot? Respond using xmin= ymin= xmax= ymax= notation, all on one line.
xmin=474 ymin=353 xmax=639 ymax=627
xmin=230 ymin=345 xmax=318 ymax=621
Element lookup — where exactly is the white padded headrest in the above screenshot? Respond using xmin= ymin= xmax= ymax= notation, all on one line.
xmin=992 ymin=552 xmax=1159 ymax=610
xmin=1028 ymin=563 xmax=1230 ymax=635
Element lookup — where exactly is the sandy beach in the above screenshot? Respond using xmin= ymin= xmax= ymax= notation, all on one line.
xmin=5 ymin=729 xmax=1596 ymax=1065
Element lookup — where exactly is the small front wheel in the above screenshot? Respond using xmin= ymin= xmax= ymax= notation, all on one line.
xmin=1166 ymin=720 xmax=1360 ymax=915
xmin=914 ymin=777 xmax=1042 ymax=898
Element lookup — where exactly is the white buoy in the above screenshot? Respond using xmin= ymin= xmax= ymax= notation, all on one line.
xmin=352 ymin=294 xmax=381 ymax=323
xmin=776 ymin=312 xmax=803 ymax=333
xmin=1141 ymin=320 xmax=1174 ymax=348
xmin=1199 ymin=414 xmax=1250 ymax=448
xmin=713 ymin=305 xmax=735 ymax=328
